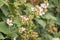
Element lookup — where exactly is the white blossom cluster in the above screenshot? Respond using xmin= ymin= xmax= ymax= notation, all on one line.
xmin=31 ymin=2 xmax=49 ymax=16
xmin=6 ymin=18 xmax=13 ymax=26
xmin=20 ymin=16 xmax=29 ymax=21
xmin=52 ymin=38 xmax=60 ymax=40
xmin=19 ymin=27 xmax=26 ymax=33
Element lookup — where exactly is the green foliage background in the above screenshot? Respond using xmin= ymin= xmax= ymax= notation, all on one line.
xmin=0 ymin=0 xmax=60 ymax=40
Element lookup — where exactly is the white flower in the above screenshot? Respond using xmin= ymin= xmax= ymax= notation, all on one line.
xmin=40 ymin=3 xmax=49 ymax=8
xmin=39 ymin=6 xmax=45 ymax=16
xmin=35 ymin=5 xmax=40 ymax=8
xmin=19 ymin=27 xmax=26 ymax=33
xmin=39 ymin=7 xmax=43 ymax=12
xmin=13 ymin=37 xmax=16 ymax=40
xmin=24 ymin=17 xmax=29 ymax=21
xmin=31 ymin=7 xmax=35 ymax=11
xmin=40 ymin=3 xmax=46 ymax=8
xmin=39 ymin=11 xmax=45 ymax=16
xmin=38 ymin=3 xmax=49 ymax=16
xmin=46 ymin=3 xmax=49 ymax=7
xmin=7 ymin=19 xmax=12 ymax=23
xmin=42 ymin=12 xmax=45 ymax=15
xmin=6 ymin=19 xmax=13 ymax=26
xmin=8 ymin=23 xmax=13 ymax=26
xmin=39 ymin=12 xmax=43 ymax=16
xmin=52 ymin=38 xmax=60 ymax=40
xmin=6 ymin=19 xmax=12 ymax=24
xmin=20 ymin=16 xmax=29 ymax=21
xmin=20 ymin=16 xmax=24 ymax=18
xmin=21 ymin=27 xmax=26 ymax=32
xmin=39 ymin=13 xmax=43 ymax=16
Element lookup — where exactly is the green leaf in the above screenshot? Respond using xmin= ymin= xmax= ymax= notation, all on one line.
xmin=14 ymin=2 xmax=21 ymax=7
xmin=35 ymin=18 xmax=46 ymax=27
xmin=0 ymin=0 xmax=9 ymax=6
xmin=26 ymin=3 xmax=34 ymax=8
xmin=48 ymin=4 xmax=55 ymax=8
xmin=56 ymin=13 xmax=60 ymax=25
xmin=37 ymin=37 xmax=41 ymax=40
xmin=13 ymin=17 xmax=21 ymax=27
xmin=55 ymin=32 xmax=60 ymax=38
xmin=43 ymin=12 xmax=57 ymax=21
xmin=20 ymin=0 xmax=25 ymax=4
xmin=0 ymin=22 xmax=11 ymax=34
xmin=0 ymin=33 xmax=5 ymax=39
xmin=9 ymin=33 xmax=18 ymax=38
xmin=1 ymin=6 xmax=9 ymax=17
xmin=56 ymin=22 xmax=60 ymax=25
xmin=51 ymin=0 xmax=58 ymax=6
xmin=42 ymin=34 xmax=53 ymax=40
xmin=0 ymin=0 xmax=4 ymax=8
